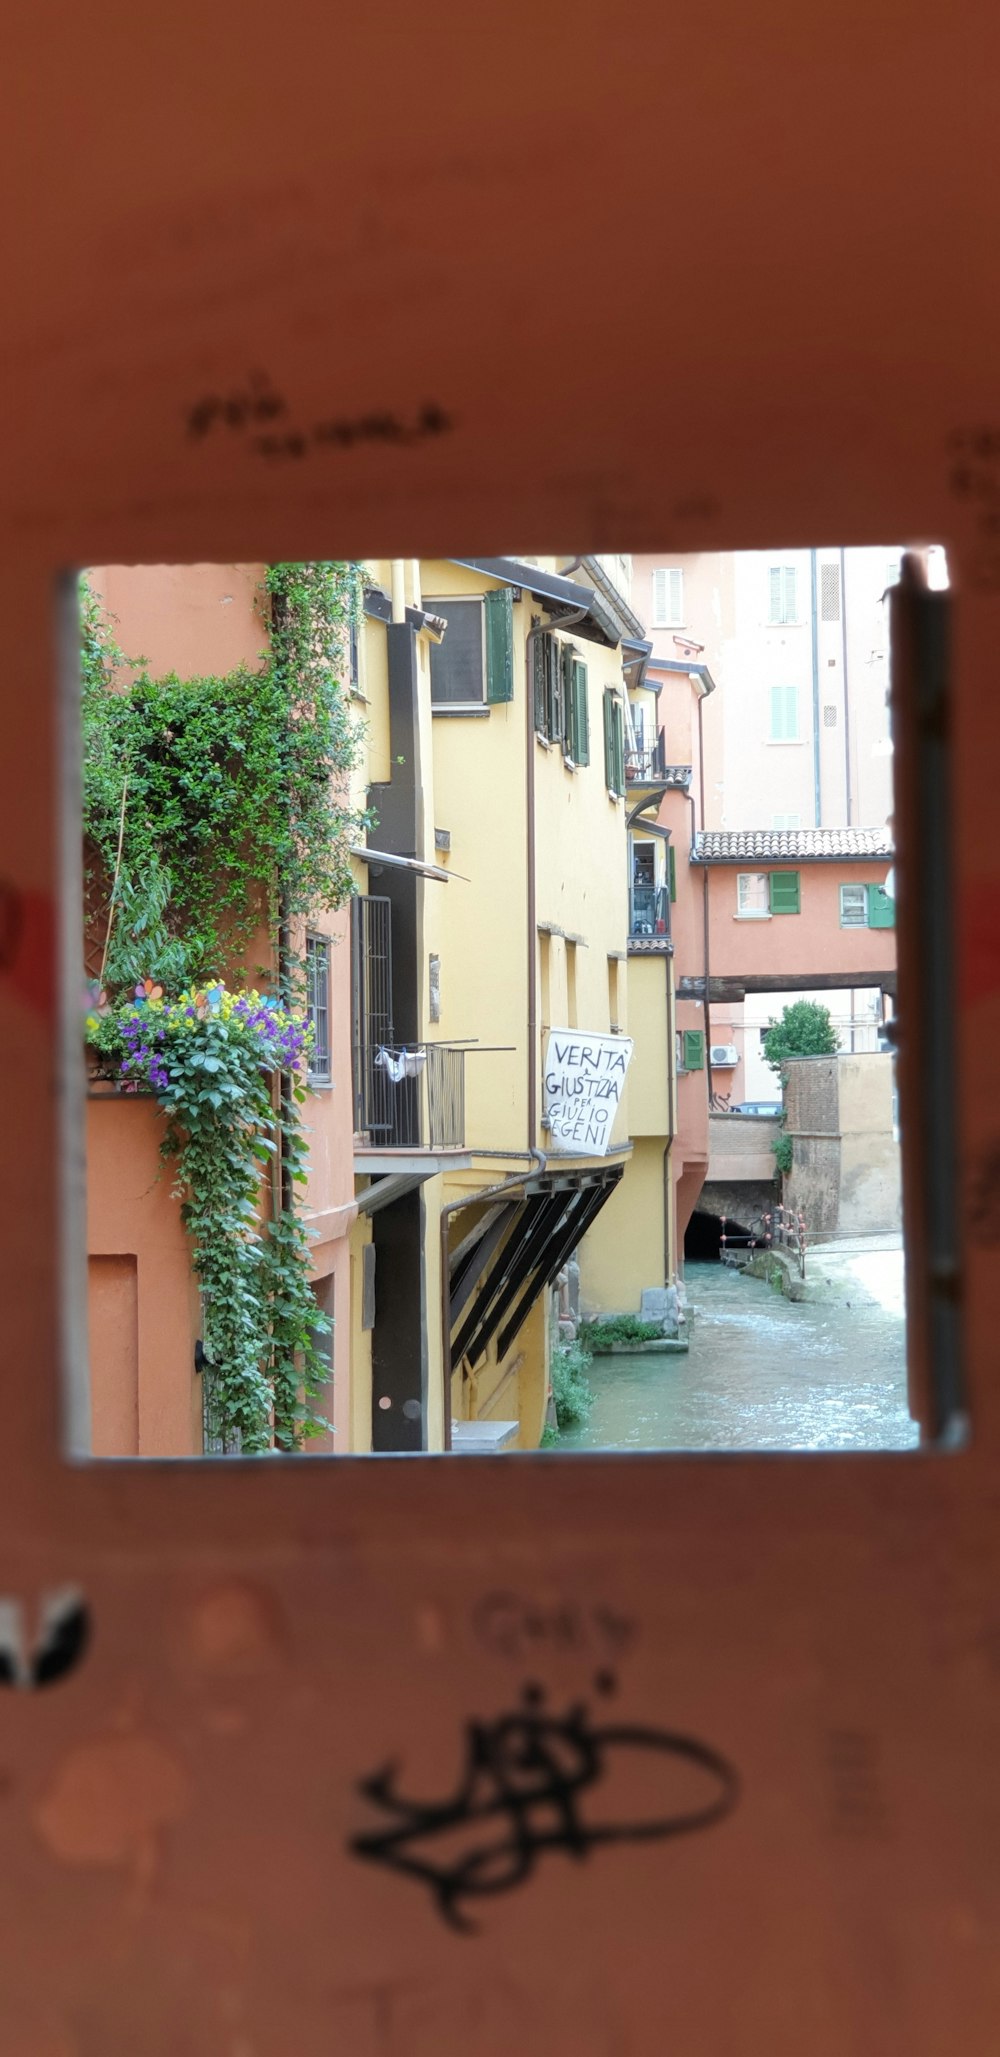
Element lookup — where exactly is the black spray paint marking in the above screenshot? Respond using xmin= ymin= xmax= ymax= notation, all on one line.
xmin=0 ymin=1589 xmax=90 ymax=1689
xmin=350 ymin=1674 xmax=738 ymax=1933
xmin=186 ymin=373 xmax=454 ymax=461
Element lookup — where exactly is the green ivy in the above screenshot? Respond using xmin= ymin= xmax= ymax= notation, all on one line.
xmin=81 ymin=563 xmax=369 ymax=992
xmin=81 ymin=565 xmax=368 ymax=1452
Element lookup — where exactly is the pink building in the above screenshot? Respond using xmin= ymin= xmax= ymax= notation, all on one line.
xmin=84 ymin=565 xmax=356 ymax=1455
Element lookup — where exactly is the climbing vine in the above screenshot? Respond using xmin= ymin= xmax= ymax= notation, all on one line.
xmin=82 ymin=564 xmax=369 ymax=1451
xmin=81 ymin=562 xmax=368 ymax=989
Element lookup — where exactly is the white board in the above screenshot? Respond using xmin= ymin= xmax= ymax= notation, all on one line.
xmin=543 ymin=1029 xmax=634 ymax=1157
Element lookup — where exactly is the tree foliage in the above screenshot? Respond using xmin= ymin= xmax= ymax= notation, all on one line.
xmin=761 ymin=1000 xmax=839 ymax=1079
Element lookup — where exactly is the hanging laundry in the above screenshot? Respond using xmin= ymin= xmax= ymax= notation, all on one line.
xmin=375 ymin=1046 xmax=427 ymax=1084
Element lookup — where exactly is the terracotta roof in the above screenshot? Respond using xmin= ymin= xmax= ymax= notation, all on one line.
xmin=691 ymin=828 xmax=893 ymax=864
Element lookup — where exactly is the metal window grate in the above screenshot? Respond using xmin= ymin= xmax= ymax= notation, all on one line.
xmin=824 ymin=703 xmax=838 ymax=727
xmin=305 ymin=933 xmax=332 ymax=1083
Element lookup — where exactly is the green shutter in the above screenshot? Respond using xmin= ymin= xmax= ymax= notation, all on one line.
xmin=569 ymin=657 xmax=589 ymax=764
xmin=547 ymin=637 xmax=564 ymax=743
xmin=769 ymin=869 xmax=801 ymax=914
xmin=866 ymin=881 xmax=895 ymax=928
xmin=612 ymin=699 xmax=625 ymax=795
xmin=533 ymin=636 xmax=547 ymax=731
xmin=484 ymin=588 xmax=514 ymax=702
xmin=560 ymin=644 xmax=574 ymax=752
xmin=683 ymin=1029 xmax=705 ymax=1071
xmin=668 ymin=843 xmax=677 ymax=902
xmin=603 ymin=688 xmax=615 ymax=788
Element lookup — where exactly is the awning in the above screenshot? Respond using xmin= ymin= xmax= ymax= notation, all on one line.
xmin=350 ymin=845 xmax=462 ymax=883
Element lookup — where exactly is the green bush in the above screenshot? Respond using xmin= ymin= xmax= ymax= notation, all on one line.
xmin=772 ymin=1132 xmax=793 ymax=1176
xmin=550 ymin=1342 xmax=594 ymax=1429
xmin=578 ymin=1314 xmax=664 ymax=1352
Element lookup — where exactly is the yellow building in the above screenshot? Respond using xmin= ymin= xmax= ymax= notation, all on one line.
xmin=345 ymin=556 xmax=682 ymax=1453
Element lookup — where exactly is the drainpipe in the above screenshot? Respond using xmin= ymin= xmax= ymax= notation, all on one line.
xmin=840 ymin=545 xmax=853 ymax=824
xmin=696 ymin=690 xmax=713 ymax=1102
xmin=810 ymin=548 xmax=822 ymax=826
xmin=439 ymin=1150 xmax=548 ymax=1450
xmin=525 ymin=602 xmax=589 ymax=1145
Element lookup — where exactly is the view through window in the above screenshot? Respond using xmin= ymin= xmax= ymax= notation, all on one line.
xmin=75 ymin=547 xmax=948 ymax=1459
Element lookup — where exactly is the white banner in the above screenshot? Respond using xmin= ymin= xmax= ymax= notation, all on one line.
xmin=543 ymin=1029 xmax=634 ymax=1157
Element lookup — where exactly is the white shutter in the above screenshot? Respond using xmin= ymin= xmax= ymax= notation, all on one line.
xmin=652 ymin=566 xmax=683 ymax=626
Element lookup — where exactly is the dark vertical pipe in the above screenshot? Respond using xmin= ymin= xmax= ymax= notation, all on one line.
xmin=810 ymin=548 xmax=822 ymax=826
xmin=840 ymin=545 xmax=853 ymax=824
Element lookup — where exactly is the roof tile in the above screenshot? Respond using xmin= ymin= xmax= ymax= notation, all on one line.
xmin=691 ymin=827 xmax=893 ymax=864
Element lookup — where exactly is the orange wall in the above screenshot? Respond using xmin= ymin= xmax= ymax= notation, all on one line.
xmin=86 ymin=1097 xmax=202 ymax=1455
xmin=705 ymin=860 xmax=897 ymax=981
xmin=85 ymin=563 xmax=358 ymax=1455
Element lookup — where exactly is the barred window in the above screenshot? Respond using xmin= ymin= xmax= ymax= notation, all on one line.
xmin=306 ymin=933 xmax=332 ymax=1083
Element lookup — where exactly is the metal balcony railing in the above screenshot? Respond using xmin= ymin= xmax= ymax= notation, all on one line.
xmin=629 ymin=882 xmax=671 ymax=938
xmin=624 ymin=730 xmax=668 ymax=785
xmin=353 ymin=1041 xmax=466 ymax=1149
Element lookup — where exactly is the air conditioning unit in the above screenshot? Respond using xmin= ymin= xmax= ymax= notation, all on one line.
xmin=710 ymin=1044 xmax=739 ymax=1066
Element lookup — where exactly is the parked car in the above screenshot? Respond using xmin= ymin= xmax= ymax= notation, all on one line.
xmin=729 ymin=1100 xmax=782 ymax=1117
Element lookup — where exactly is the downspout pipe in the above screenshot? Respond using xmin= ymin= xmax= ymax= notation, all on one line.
xmin=840 ymin=545 xmax=853 ymax=824
xmin=810 ymin=548 xmax=822 ymax=826
xmin=525 ymin=602 xmax=589 ymax=1146
xmin=696 ymin=690 xmax=713 ymax=1103
xmin=439 ymin=1150 xmax=548 ymax=1450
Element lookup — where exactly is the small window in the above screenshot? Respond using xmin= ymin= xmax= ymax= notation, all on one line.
xmin=675 ymin=1029 xmax=686 ymax=1073
xmin=840 ymin=883 xmax=868 ymax=928
xmin=737 ymin=872 xmax=770 ymax=917
xmin=306 ymin=933 xmax=332 ymax=1083
xmin=768 ymin=565 xmax=798 ymax=623
xmin=651 ymin=566 xmax=684 ymax=627
xmin=770 ymin=684 xmax=799 ymax=740
xmin=428 ymin=598 xmax=485 ymax=704
xmin=349 ymin=616 xmax=361 ymax=694
xmin=533 ymin=632 xmax=565 ymax=742
xmin=820 ymin=562 xmax=841 ymax=621
xmin=769 ymin=870 xmax=801 ymax=914
xmin=772 ymin=812 xmax=801 ymax=830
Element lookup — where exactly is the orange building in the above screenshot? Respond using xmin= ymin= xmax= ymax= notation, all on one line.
xmin=84 ymin=565 xmax=357 ymax=1456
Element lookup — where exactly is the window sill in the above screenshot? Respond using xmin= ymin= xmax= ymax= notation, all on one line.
xmin=765 ymin=738 xmax=804 ymax=747
xmin=734 ymin=912 xmax=771 ymax=921
xmin=433 ymin=705 xmax=491 ymax=718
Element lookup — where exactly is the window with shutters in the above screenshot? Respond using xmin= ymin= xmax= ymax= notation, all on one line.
xmin=651 ymin=566 xmax=684 ymax=627
xmin=427 ymin=589 xmax=515 ymax=706
xmin=602 ymin=687 xmax=625 ymax=796
xmin=768 ymin=565 xmax=798 ymax=623
xmin=820 ymin=562 xmax=841 ymax=621
xmin=427 ymin=598 xmax=485 ymax=704
xmin=533 ymin=631 xmax=566 ymax=743
xmin=737 ymin=872 xmax=770 ymax=917
xmin=770 ymin=684 xmax=799 ymax=740
xmin=840 ymin=883 xmax=868 ymax=927
xmin=866 ymin=881 xmax=895 ymax=929
xmin=772 ymin=812 xmax=801 ymax=830
xmin=768 ymin=870 xmax=801 ymax=914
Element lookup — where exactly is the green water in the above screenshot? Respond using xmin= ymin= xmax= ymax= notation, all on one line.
xmin=557 ymin=1259 xmax=917 ymax=1453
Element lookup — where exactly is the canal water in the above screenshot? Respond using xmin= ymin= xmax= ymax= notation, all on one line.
xmin=558 ymin=1257 xmax=917 ymax=1453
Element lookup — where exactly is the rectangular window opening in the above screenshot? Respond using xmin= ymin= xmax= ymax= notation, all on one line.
xmin=66 ymin=543 xmax=958 ymax=1463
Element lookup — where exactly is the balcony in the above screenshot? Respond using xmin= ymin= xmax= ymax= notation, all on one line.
xmin=633 ymin=880 xmax=670 ymax=950
xmin=624 ymin=734 xmax=693 ymax=793
xmin=353 ymin=1040 xmax=466 ymax=1153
